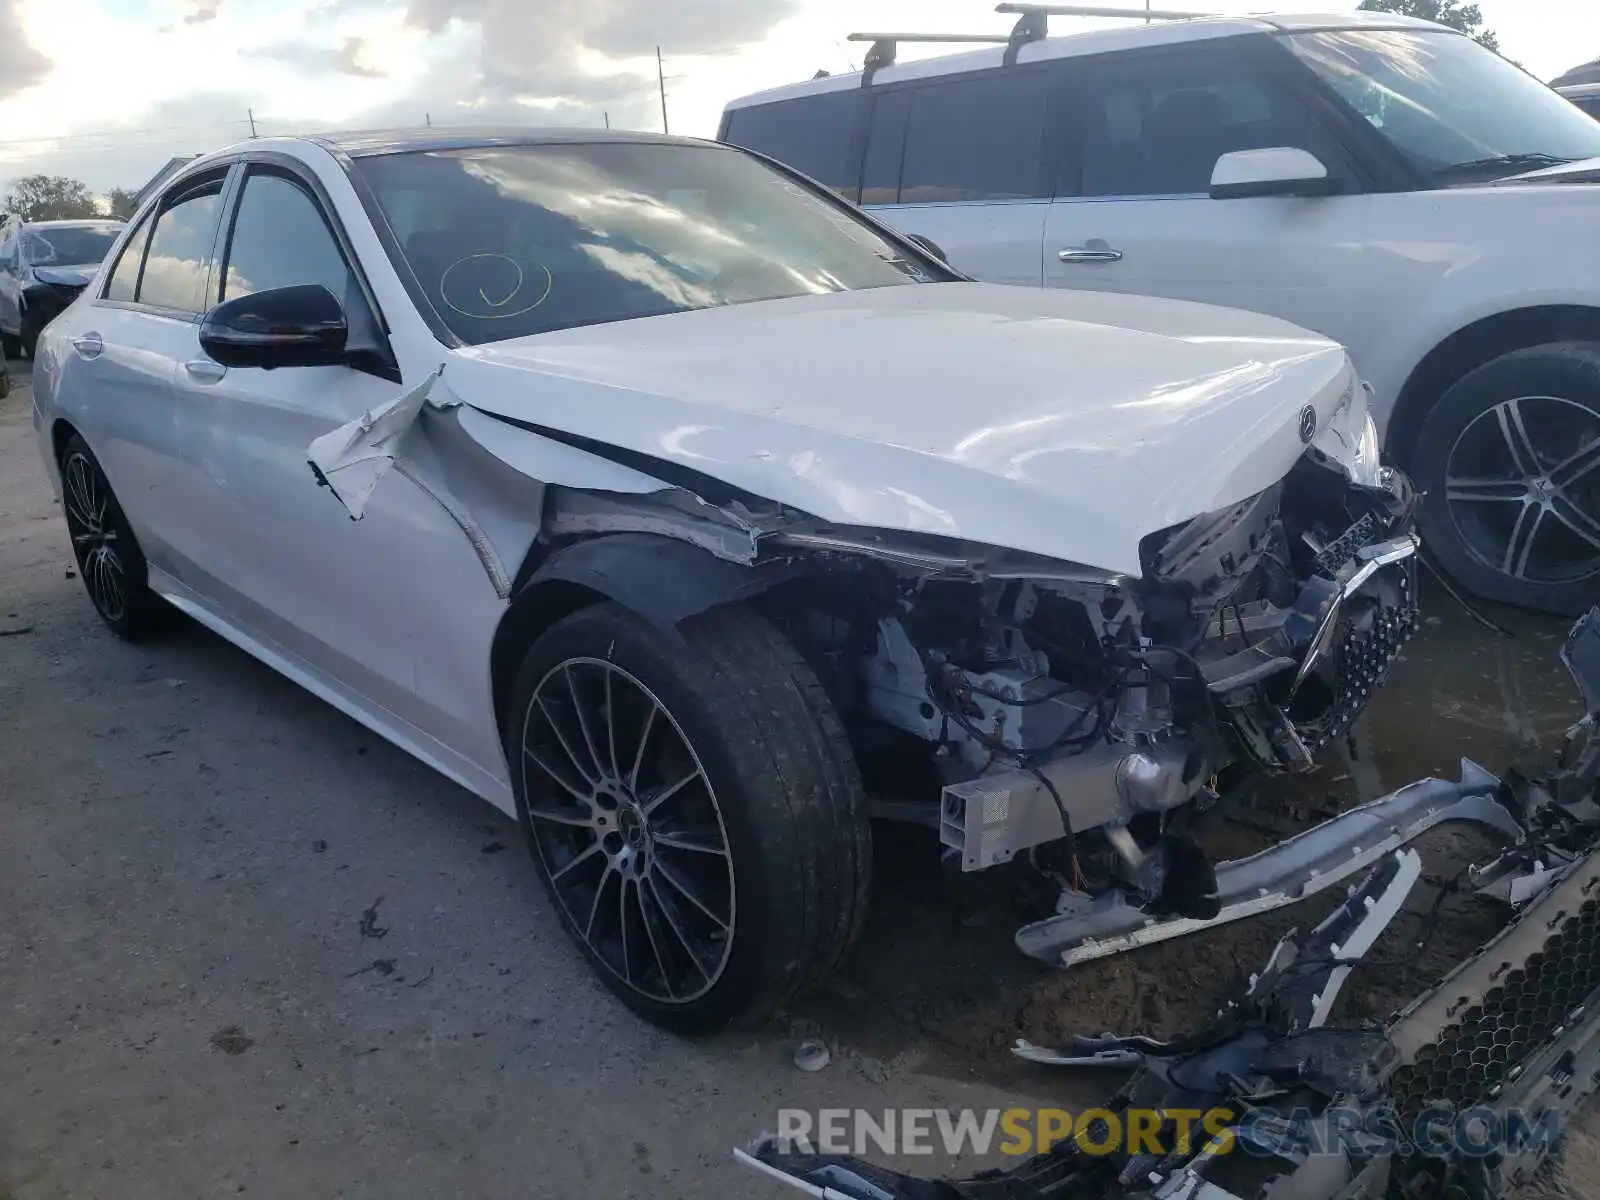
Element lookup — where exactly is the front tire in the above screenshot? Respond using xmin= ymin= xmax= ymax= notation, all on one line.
xmin=506 ymin=601 xmax=872 ymax=1035
xmin=1413 ymin=343 xmax=1600 ymax=617
xmin=58 ymin=434 xmax=171 ymax=641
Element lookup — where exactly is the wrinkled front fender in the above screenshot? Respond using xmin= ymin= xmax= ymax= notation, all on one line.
xmin=522 ymin=532 xmax=799 ymax=634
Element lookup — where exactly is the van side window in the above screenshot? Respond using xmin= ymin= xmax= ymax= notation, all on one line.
xmin=722 ymin=91 xmax=861 ymax=200
xmin=898 ymin=71 xmax=1052 ymax=204
xmin=860 ymin=91 xmax=910 ymax=205
xmin=1077 ymin=47 xmax=1347 ymax=198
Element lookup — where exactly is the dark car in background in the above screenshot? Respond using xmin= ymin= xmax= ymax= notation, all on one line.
xmin=0 ymin=218 xmax=124 ymax=358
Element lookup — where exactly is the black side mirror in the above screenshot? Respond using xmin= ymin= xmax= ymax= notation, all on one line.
xmin=905 ymin=233 xmax=949 ymax=264
xmin=200 ymin=283 xmax=349 ymax=370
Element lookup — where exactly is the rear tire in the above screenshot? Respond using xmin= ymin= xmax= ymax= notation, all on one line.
xmin=506 ymin=600 xmax=872 ymax=1035
xmin=1413 ymin=343 xmax=1600 ymax=617
xmin=58 ymin=434 xmax=172 ymax=641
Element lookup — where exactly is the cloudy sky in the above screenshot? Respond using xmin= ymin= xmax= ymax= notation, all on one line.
xmin=1 ymin=0 xmax=1597 ymax=193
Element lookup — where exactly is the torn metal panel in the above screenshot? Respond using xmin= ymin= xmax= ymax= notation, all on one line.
xmin=306 ymin=366 xmax=452 ymax=520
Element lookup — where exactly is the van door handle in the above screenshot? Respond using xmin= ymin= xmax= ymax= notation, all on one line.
xmin=71 ymin=333 xmax=104 ymax=359
xmin=184 ymin=359 xmax=227 ymax=384
xmin=1058 ymin=247 xmax=1124 ymax=264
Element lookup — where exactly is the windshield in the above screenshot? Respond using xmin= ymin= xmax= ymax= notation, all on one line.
xmin=21 ymin=226 xmax=122 ymax=266
xmin=354 ymin=141 xmax=940 ymax=345
xmin=1283 ymin=30 xmax=1600 ymax=181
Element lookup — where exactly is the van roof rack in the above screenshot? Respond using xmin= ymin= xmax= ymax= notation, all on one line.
xmin=846 ymin=2 xmax=1217 ymax=84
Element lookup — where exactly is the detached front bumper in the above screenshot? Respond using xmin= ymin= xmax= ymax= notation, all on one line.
xmin=736 ymin=607 xmax=1600 ymax=1200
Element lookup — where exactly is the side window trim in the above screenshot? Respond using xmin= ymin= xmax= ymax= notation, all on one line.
xmin=96 ymin=214 xmax=153 ymax=301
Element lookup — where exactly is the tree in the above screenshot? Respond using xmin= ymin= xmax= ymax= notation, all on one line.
xmin=1 ymin=174 xmax=102 ymax=221
xmin=1357 ymin=0 xmax=1501 ymax=53
xmin=103 ymin=187 xmax=141 ymax=220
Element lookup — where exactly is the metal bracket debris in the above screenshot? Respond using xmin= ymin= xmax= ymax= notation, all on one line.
xmin=1013 ymin=760 xmax=1520 ymax=966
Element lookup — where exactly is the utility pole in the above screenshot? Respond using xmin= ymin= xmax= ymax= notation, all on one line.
xmin=657 ymin=46 xmax=669 ymax=135
xmin=604 ymin=111 xmax=611 ymax=129
xmin=247 ymin=108 xmax=257 ymax=137
xmin=425 ymin=112 xmax=432 ymax=127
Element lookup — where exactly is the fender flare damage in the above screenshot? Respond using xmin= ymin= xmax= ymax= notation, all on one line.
xmin=487 ymin=533 xmax=806 ymax=736
xmin=523 ymin=532 xmax=800 ymax=631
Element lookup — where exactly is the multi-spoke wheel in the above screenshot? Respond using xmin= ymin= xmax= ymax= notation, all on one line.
xmin=507 ymin=600 xmax=872 ymax=1034
xmin=57 ymin=433 xmax=169 ymax=640
xmin=1415 ymin=343 xmax=1600 ymax=617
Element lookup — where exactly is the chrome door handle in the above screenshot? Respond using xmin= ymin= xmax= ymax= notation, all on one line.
xmin=1058 ymin=247 xmax=1124 ymax=264
xmin=71 ymin=333 xmax=104 ymax=359
xmin=184 ymin=359 xmax=227 ymax=384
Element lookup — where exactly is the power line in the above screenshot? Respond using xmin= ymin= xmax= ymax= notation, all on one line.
xmin=0 ymin=120 xmax=252 ymax=151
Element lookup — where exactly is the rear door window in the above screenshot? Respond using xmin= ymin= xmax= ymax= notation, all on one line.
xmin=103 ymin=214 xmax=154 ymax=302
xmin=137 ymin=179 xmax=226 ymax=313
xmin=722 ymin=90 xmax=863 ymax=199
xmin=897 ymin=70 xmax=1052 ymax=203
xmin=1076 ymin=44 xmax=1350 ymax=197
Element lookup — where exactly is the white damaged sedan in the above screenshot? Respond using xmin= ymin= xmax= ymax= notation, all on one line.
xmin=31 ymin=129 xmax=1418 ymax=1032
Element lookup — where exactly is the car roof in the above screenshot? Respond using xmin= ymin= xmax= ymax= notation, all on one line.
xmin=156 ymin=127 xmax=724 ymax=192
xmin=22 ymin=219 xmax=124 ymax=229
xmin=723 ymin=10 xmax=1454 ymax=110
xmin=310 ymin=127 xmax=711 ymax=158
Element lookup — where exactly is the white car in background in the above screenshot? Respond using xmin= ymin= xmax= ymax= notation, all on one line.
xmin=1561 ymin=81 xmax=1600 ymax=119
xmin=722 ymin=10 xmax=1600 ymax=616
xmin=30 ymin=128 xmax=1416 ymax=1032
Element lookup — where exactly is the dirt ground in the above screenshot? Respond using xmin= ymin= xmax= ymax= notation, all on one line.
xmin=1 ymin=354 xmax=1596 ymax=1197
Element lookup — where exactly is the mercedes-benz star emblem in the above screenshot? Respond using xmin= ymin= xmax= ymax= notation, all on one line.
xmin=1298 ymin=405 xmax=1318 ymax=444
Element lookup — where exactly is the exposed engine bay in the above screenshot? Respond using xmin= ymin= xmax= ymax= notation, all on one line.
xmin=753 ymin=452 xmax=1420 ymax=939
xmin=738 ymin=607 xmax=1600 ymax=1200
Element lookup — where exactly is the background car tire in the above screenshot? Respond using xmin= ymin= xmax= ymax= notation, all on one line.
xmin=58 ymin=434 xmax=172 ymax=641
xmin=1413 ymin=342 xmax=1600 ymax=617
xmin=1 ymin=330 xmax=19 ymax=359
xmin=506 ymin=600 xmax=873 ymax=1035
xmin=20 ymin=310 xmax=42 ymax=359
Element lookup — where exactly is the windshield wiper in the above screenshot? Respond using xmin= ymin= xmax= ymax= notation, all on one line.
xmin=1435 ymin=152 xmax=1574 ymax=180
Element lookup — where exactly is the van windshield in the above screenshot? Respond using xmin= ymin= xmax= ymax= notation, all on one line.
xmin=1283 ymin=30 xmax=1600 ymax=182
xmin=354 ymin=141 xmax=943 ymax=345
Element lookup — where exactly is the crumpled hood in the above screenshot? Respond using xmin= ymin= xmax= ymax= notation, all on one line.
xmin=442 ymin=283 xmax=1357 ymax=575
xmin=29 ymin=263 xmax=98 ymax=288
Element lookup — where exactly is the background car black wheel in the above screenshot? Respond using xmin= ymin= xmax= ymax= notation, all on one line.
xmin=1413 ymin=342 xmax=1600 ymax=617
xmin=506 ymin=601 xmax=872 ymax=1035
xmin=58 ymin=434 xmax=172 ymax=641
xmin=19 ymin=310 xmax=42 ymax=359
xmin=1 ymin=330 xmax=19 ymax=359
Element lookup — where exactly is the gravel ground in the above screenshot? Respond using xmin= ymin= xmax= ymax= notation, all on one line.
xmin=1 ymin=355 xmax=1595 ymax=1197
